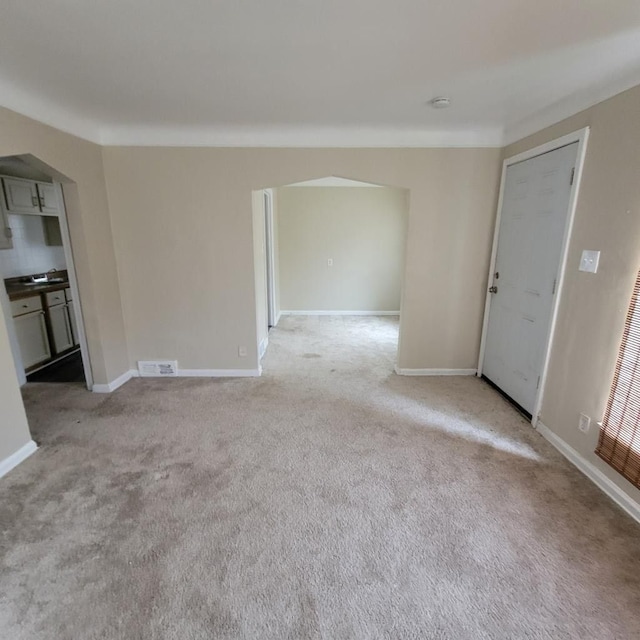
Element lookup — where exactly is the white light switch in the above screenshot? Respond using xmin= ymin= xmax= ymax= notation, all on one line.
xmin=579 ymin=250 xmax=600 ymax=274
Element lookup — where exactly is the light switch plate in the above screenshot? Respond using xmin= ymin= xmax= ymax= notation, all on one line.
xmin=579 ymin=250 xmax=600 ymax=273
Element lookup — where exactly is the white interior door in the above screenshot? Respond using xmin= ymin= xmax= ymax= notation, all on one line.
xmin=482 ymin=142 xmax=578 ymax=415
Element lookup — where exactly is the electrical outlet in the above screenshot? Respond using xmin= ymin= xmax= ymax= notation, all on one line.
xmin=327 ymin=258 xmax=333 ymax=267
xmin=238 ymin=346 xmax=247 ymax=357
xmin=578 ymin=413 xmax=591 ymax=433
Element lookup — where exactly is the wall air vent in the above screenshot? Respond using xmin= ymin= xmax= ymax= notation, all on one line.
xmin=137 ymin=360 xmax=178 ymax=377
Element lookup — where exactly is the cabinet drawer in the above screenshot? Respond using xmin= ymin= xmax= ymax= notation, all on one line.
xmin=64 ymin=287 xmax=73 ymax=302
xmin=11 ymin=295 xmax=43 ymax=317
xmin=46 ymin=290 xmax=66 ymax=307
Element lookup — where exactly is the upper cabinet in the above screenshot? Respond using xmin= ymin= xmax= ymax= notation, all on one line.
xmin=1 ymin=177 xmax=60 ymax=216
xmin=2 ymin=177 xmax=40 ymax=214
xmin=36 ymin=182 xmax=59 ymax=215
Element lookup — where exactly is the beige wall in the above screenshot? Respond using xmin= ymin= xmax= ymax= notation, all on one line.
xmin=102 ymin=147 xmax=501 ymax=372
xmin=0 ymin=310 xmax=31 ymax=461
xmin=504 ymin=85 xmax=640 ymax=506
xmin=0 ymin=107 xmax=129 ymax=466
xmin=277 ymin=186 xmax=408 ymax=312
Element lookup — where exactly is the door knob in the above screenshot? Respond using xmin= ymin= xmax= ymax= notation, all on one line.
xmin=489 ymin=286 xmax=498 ymax=294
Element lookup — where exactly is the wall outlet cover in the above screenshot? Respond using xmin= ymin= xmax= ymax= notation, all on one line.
xmin=579 ymin=250 xmax=600 ymax=273
xmin=578 ymin=413 xmax=591 ymax=433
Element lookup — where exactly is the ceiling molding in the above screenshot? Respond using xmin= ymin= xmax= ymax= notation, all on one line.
xmin=2 ymin=71 xmax=640 ymax=150
xmin=0 ymin=78 xmax=101 ymax=144
xmin=504 ymin=68 xmax=640 ymax=146
xmin=98 ymin=125 xmax=504 ymax=148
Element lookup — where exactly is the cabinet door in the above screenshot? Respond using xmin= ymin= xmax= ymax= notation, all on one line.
xmin=36 ymin=183 xmax=59 ymax=215
xmin=0 ymin=206 xmax=12 ymax=250
xmin=67 ymin=300 xmax=80 ymax=346
xmin=49 ymin=303 xmax=74 ymax=354
xmin=14 ymin=311 xmax=51 ymax=370
xmin=2 ymin=177 xmax=40 ymax=214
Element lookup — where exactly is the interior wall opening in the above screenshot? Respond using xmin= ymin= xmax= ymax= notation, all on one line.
xmin=0 ymin=154 xmax=93 ymax=391
xmin=253 ymin=176 xmax=410 ymax=373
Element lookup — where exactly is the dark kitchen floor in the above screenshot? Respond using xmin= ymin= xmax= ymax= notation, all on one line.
xmin=27 ymin=350 xmax=85 ymax=384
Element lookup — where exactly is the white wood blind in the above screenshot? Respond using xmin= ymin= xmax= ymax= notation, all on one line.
xmin=596 ymin=271 xmax=640 ymax=488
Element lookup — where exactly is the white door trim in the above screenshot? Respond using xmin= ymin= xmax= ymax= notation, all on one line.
xmin=54 ymin=183 xmax=94 ymax=390
xmin=477 ymin=127 xmax=590 ymax=426
xmin=264 ymin=189 xmax=277 ymax=327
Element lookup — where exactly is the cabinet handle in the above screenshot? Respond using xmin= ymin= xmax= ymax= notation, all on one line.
xmin=22 ymin=304 xmax=29 ymax=308
xmin=39 ymin=196 xmax=45 ymax=208
xmin=31 ymin=195 xmax=39 ymax=207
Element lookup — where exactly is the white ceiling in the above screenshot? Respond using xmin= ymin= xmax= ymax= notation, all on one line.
xmin=1 ymin=0 xmax=640 ymax=147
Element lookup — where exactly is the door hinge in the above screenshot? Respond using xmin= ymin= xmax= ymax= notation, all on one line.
xmin=570 ymin=167 xmax=575 ymax=186
xmin=536 ymin=376 xmax=540 ymax=390
xmin=552 ymin=278 xmax=557 ymax=295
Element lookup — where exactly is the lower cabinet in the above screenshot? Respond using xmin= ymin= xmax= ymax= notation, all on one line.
xmin=14 ymin=309 xmax=51 ymax=370
xmin=49 ymin=302 xmax=75 ymax=353
xmin=67 ymin=299 xmax=80 ymax=346
xmin=11 ymin=289 xmax=80 ymax=373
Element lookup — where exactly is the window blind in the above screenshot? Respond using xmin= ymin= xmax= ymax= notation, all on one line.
xmin=595 ymin=271 xmax=640 ymax=489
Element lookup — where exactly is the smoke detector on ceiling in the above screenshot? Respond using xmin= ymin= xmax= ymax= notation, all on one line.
xmin=429 ymin=97 xmax=451 ymax=109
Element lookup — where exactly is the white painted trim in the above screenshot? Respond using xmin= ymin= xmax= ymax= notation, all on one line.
xmin=477 ymin=127 xmax=590 ymax=426
xmin=274 ymin=310 xmax=282 ymax=326
xmin=264 ymin=189 xmax=277 ymax=328
xmin=92 ymin=369 xmax=134 ymax=393
xmin=99 ymin=126 xmax=503 ymax=148
xmin=504 ymin=68 xmax=640 ymax=146
xmin=0 ymin=440 xmax=37 ymax=479
xmin=280 ymin=310 xmax=400 ymax=316
xmin=394 ymin=366 xmax=477 ymax=376
xmin=169 ymin=368 xmax=261 ymax=377
xmin=54 ymin=183 xmax=94 ymax=391
xmin=259 ymin=336 xmax=269 ymax=360
xmin=536 ymin=422 xmax=640 ymax=525
xmin=93 ymin=367 xmax=262 ymax=391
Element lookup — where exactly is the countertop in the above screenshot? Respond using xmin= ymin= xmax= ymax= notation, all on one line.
xmin=6 ymin=281 xmax=70 ymax=301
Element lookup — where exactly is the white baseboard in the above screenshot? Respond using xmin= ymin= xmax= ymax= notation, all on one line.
xmin=259 ymin=337 xmax=269 ymax=360
xmin=274 ymin=310 xmax=282 ymax=326
xmin=92 ymin=369 xmax=133 ymax=393
xmin=281 ymin=310 xmax=400 ymax=316
xmin=394 ymin=366 xmax=477 ymax=376
xmin=93 ymin=366 xmax=261 ymax=392
xmin=536 ymin=421 xmax=640 ymax=525
xmin=0 ymin=440 xmax=37 ymax=479
xmin=173 ymin=368 xmax=261 ymax=377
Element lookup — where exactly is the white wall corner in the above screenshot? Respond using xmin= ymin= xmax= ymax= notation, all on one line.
xmin=0 ymin=440 xmax=37 ymax=479
xmin=536 ymin=421 xmax=640 ymax=525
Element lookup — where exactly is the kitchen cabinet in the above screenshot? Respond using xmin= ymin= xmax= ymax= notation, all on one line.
xmin=1 ymin=176 xmax=60 ymax=216
xmin=36 ymin=182 xmax=59 ymax=214
xmin=12 ymin=296 xmax=51 ymax=370
xmin=2 ymin=177 xmax=40 ymax=214
xmin=46 ymin=289 xmax=75 ymax=354
xmin=65 ymin=288 xmax=80 ymax=346
xmin=0 ymin=206 xmax=11 ymax=249
xmin=49 ymin=301 xmax=75 ymax=353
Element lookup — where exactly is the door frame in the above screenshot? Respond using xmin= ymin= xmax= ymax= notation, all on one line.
xmin=476 ymin=127 xmax=590 ymax=426
xmin=263 ymin=189 xmax=277 ymax=327
xmin=53 ymin=183 xmax=94 ymax=390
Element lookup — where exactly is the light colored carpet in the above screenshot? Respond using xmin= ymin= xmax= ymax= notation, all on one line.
xmin=1 ymin=315 xmax=639 ymax=639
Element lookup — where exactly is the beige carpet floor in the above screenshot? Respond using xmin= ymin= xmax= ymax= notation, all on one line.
xmin=1 ymin=315 xmax=639 ymax=639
